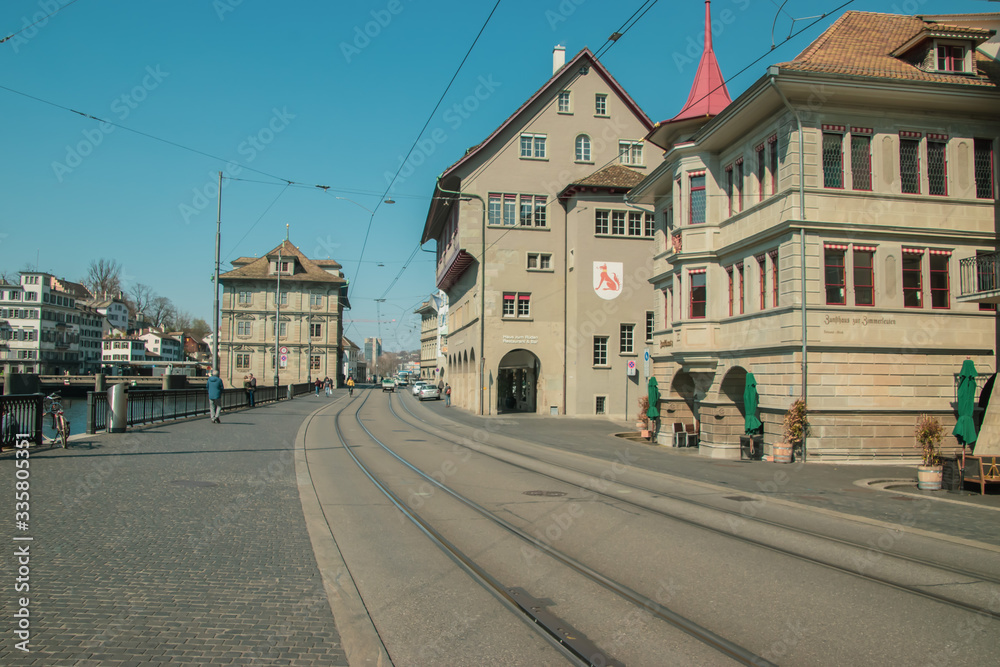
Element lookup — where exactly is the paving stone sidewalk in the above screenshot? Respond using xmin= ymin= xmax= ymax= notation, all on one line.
xmin=0 ymin=396 xmax=348 ymax=666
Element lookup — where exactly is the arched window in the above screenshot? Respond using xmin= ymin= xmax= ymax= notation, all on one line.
xmin=575 ymin=134 xmax=591 ymax=162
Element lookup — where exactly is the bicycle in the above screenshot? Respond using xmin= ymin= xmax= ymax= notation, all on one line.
xmin=43 ymin=393 xmax=71 ymax=448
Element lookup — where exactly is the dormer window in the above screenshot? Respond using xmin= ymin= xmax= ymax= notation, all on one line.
xmin=936 ymin=43 xmax=967 ymax=73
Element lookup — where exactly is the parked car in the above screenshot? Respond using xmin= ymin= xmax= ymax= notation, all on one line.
xmin=381 ymin=378 xmax=396 ymax=392
xmin=417 ymin=385 xmax=440 ymax=401
xmin=411 ymin=381 xmax=427 ymax=396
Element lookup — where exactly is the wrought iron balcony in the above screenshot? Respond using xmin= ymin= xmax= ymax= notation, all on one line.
xmin=958 ymin=252 xmax=1000 ymax=304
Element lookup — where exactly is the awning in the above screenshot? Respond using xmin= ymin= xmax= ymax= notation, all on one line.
xmin=436 ymin=248 xmax=475 ymax=291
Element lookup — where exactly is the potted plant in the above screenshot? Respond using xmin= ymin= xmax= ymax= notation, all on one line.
xmin=914 ymin=414 xmax=944 ymax=490
xmin=774 ymin=398 xmax=808 ymax=463
xmin=637 ymin=396 xmax=651 ymax=439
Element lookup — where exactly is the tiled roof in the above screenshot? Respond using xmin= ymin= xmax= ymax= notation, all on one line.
xmin=778 ymin=11 xmax=998 ymax=87
xmin=220 ymin=240 xmax=346 ymax=284
xmin=342 ymin=336 xmax=360 ymax=350
xmin=559 ymin=164 xmax=646 ymax=200
xmin=571 ymin=164 xmax=646 ymax=189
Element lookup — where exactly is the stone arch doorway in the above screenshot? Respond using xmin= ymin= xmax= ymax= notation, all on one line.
xmin=497 ymin=349 xmax=539 ymax=413
xmin=717 ymin=366 xmax=750 ymax=443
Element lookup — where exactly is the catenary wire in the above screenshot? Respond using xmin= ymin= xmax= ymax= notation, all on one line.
xmin=349 ymin=0 xmax=504 ymax=298
xmin=0 ymin=0 xmax=81 ymax=44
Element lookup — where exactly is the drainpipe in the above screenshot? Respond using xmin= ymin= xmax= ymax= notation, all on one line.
xmin=770 ymin=73 xmax=809 ymax=462
xmin=435 ymin=178 xmax=486 ymax=416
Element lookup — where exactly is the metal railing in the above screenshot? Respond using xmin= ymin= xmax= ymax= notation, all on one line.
xmin=86 ymin=381 xmax=316 ymax=434
xmin=958 ymin=252 xmax=1000 ymax=299
xmin=0 ymin=393 xmax=43 ymax=446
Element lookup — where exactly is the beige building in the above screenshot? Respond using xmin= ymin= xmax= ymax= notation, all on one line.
xmin=422 ymin=46 xmax=661 ymax=417
xmin=415 ymin=298 xmax=438 ymax=382
xmin=628 ymin=10 xmax=999 ymax=459
xmin=218 ymin=240 xmax=347 ymax=387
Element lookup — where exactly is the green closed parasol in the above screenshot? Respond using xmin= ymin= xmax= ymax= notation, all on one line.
xmin=953 ymin=359 xmax=978 ymax=446
xmin=744 ymin=372 xmax=762 ymax=434
xmin=647 ymin=377 xmax=660 ymax=419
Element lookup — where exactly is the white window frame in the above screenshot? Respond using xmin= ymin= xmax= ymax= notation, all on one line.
xmin=557 ymin=91 xmax=571 ymax=113
xmin=519 ymin=133 xmax=547 ymax=159
xmin=619 ymin=140 xmax=643 ymax=166
xmin=575 ymin=134 xmax=592 ymax=162
xmin=595 ymin=93 xmax=608 ymax=116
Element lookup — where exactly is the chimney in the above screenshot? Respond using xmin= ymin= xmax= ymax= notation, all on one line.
xmin=553 ymin=45 xmax=566 ymax=74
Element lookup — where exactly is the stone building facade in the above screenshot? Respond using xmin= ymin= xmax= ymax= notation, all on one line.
xmin=218 ymin=240 xmax=347 ymax=387
xmin=422 ymin=46 xmax=662 ymax=417
xmin=629 ymin=10 xmax=999 ymax=458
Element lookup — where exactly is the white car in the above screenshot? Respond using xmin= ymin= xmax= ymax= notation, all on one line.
xmin=418 ymin=385 xmax=441 ymax=401
xmin=411 ymin=381 xmax=427 ymax=396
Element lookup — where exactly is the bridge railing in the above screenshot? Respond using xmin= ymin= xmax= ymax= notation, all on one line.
xmin=86 ymin=381 xmax=316 ymax=434
xmin=0 ymin=394 xmax=44 ymax=447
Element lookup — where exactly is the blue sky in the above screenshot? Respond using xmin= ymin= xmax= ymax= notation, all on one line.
xmin=0 ymin=0 xmax=991 ymax=351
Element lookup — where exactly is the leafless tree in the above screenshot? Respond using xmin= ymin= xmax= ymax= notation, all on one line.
xmin=127 ymin=283 xmax=154 ymax=321
xmin=147 ymin=296 xmax=175 ymax=328
xmin=83 ymin=258 xmax=123 ymax=298
xmin=0 ymin=270 xmax=19 ymax=285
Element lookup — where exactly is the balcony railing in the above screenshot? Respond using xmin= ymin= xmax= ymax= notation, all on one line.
xmin=958 ymin=252 xmax=1000 ymax=304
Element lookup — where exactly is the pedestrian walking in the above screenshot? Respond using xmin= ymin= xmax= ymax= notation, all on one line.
xmin=1 ymin=405 xmax=20 ymax=451
xmin=207 ymin=371 xmax=224 ymax=423
xmin=314 ymin=378 xmax=322 ymax=396
xmin=445 ymin=383 xmax=451 ymax=407
xmin=244 ymin=373 xmax=256 ymax=407
xmin=347 ymin=375 xmax=355 ymax=397
xmin=325 ymin=376 xmax=332 ymax=397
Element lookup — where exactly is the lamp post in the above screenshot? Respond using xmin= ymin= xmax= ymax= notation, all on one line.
xmin=213 ymin=171 xmax=222 ymax=375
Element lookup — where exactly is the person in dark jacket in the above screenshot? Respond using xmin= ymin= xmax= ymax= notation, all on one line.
xmin=207 ymin=371 xmax=224 ymax=423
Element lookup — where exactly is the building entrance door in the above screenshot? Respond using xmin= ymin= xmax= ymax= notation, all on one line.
xmin=497 ymin=349 xmax=539 ymax=414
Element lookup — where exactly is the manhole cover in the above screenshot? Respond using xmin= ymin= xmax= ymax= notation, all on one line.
xmin=724 ymin=495 xmax=756 ymax=502
xmin=171 ymin=480 xmax=219 ymax=488
xmin=523 ymin=490 xmax=566 ymax=497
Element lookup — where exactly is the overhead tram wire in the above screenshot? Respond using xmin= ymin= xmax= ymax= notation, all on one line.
xmin=349 ymin=0 xmax=504 ymax=298
xmin=0 ymin=0 xmax=82 ymax=44
xmin=222 ymin=182 xmax=291 ymax=262
xmin=0 ymin=84 xmax=339 ymax=191
xmin=457 ymin=0 xmax=856 ymax=262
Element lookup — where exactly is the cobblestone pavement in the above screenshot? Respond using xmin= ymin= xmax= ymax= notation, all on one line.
xmin=0 ymin=395 xmax=348 ymax=666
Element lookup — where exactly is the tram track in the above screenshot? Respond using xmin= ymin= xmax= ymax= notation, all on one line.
xmin=312 ymin=389 xmax=774 ymax=666
xmin=387 ymin=391 xmax=1000 ymax=624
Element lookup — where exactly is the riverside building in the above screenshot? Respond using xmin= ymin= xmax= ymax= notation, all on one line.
xmin=422 ymin=46 xmax=662 ymax=417
xmin=218 ymin=239 xmax=348 ymax=387
xmin=628 ymin=9 xmax=999 ymax=458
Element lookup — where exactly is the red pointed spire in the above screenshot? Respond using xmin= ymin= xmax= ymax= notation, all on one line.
xmin=670 ymin=0 xmax=731 ymax=122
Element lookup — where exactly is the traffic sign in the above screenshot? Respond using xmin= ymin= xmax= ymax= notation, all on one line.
xmin=627 ymin=359 xmax=637 ymax=376
xmin=279 ymin=346 xmax=289 ymax=354
xmin=643 ymin=349 xmax=650 ymax=362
